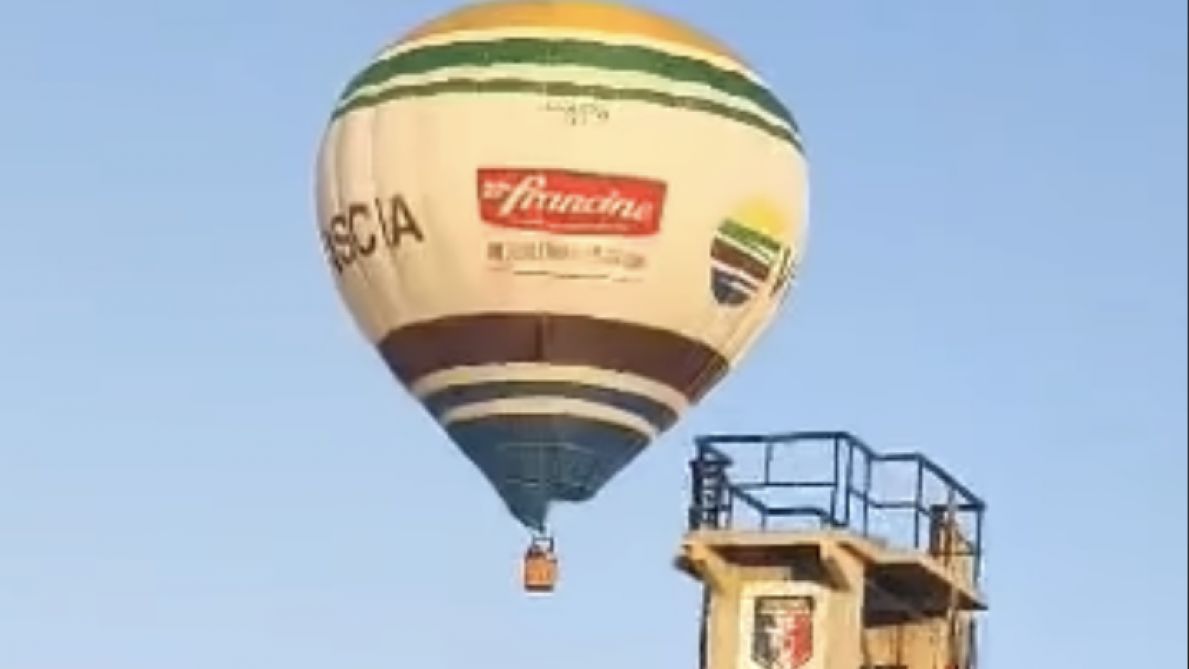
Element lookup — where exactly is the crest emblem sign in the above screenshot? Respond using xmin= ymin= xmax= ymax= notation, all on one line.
xmin=750 ymin=596 xmax=815 ymax=669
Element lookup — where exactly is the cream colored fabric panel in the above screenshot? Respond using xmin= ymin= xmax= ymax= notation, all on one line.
xmin=317 ymin=90 xmax=805 ymax=364
xmin=410 ymin=363 xmax=691 ymax=415
xmin=440 ymin=398 xmax=659 ymax=438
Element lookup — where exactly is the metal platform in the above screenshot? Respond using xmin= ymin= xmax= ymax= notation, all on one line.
xmin=683 ymin=431 xmax=988 ymax=627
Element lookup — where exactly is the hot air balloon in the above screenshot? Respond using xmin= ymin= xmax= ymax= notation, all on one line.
xmin=314 ymin=0 xmax=807 ymax=592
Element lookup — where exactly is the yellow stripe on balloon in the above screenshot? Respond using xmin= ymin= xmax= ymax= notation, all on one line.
xmin=398 ymin=0 xmax=744 ymax=65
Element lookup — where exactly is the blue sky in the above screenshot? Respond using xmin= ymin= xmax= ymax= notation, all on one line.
xmin=1 ymin=1 xmax=1184 ymax=667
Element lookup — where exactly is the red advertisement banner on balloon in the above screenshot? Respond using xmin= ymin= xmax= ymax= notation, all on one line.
xmin=477 ymin=168 xmax=667 ymax=236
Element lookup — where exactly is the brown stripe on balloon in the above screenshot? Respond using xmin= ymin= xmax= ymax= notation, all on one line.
xmin=711 ymin=239 xmax=771 ymax=283
xmin=377 ymin=313 xmax=728 ymax=402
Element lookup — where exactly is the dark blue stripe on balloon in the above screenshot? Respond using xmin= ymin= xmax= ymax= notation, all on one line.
xmin=446 ymin=413 xmax=651 ymax=531
xmin=423 ymin=380 xmax=678 ymax=431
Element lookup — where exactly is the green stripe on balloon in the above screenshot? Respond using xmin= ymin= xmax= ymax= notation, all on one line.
xmin=333 ymin=77 xmax=801 ymax=149
xmin=340 ymin=37 xmax=798 ymax=131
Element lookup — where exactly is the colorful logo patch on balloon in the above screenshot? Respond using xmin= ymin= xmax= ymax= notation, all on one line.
xmin=710 ymin=199 xmax=790 ymax=306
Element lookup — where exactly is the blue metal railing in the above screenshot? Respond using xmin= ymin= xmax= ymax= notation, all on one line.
xmin=687 ymin=431 xmax=987 ymax=584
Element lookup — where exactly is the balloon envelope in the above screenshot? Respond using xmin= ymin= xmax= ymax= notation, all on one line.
xmin=314 ymin=0 xmax=808 ymax=531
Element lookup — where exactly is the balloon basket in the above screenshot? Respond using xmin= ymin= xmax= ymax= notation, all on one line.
xmin=522 ymin=535 xmax=558 ymax=594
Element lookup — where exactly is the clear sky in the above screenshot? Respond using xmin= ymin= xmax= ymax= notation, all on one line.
xmin=1 ymin=0 xmax=1184 ymax=667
